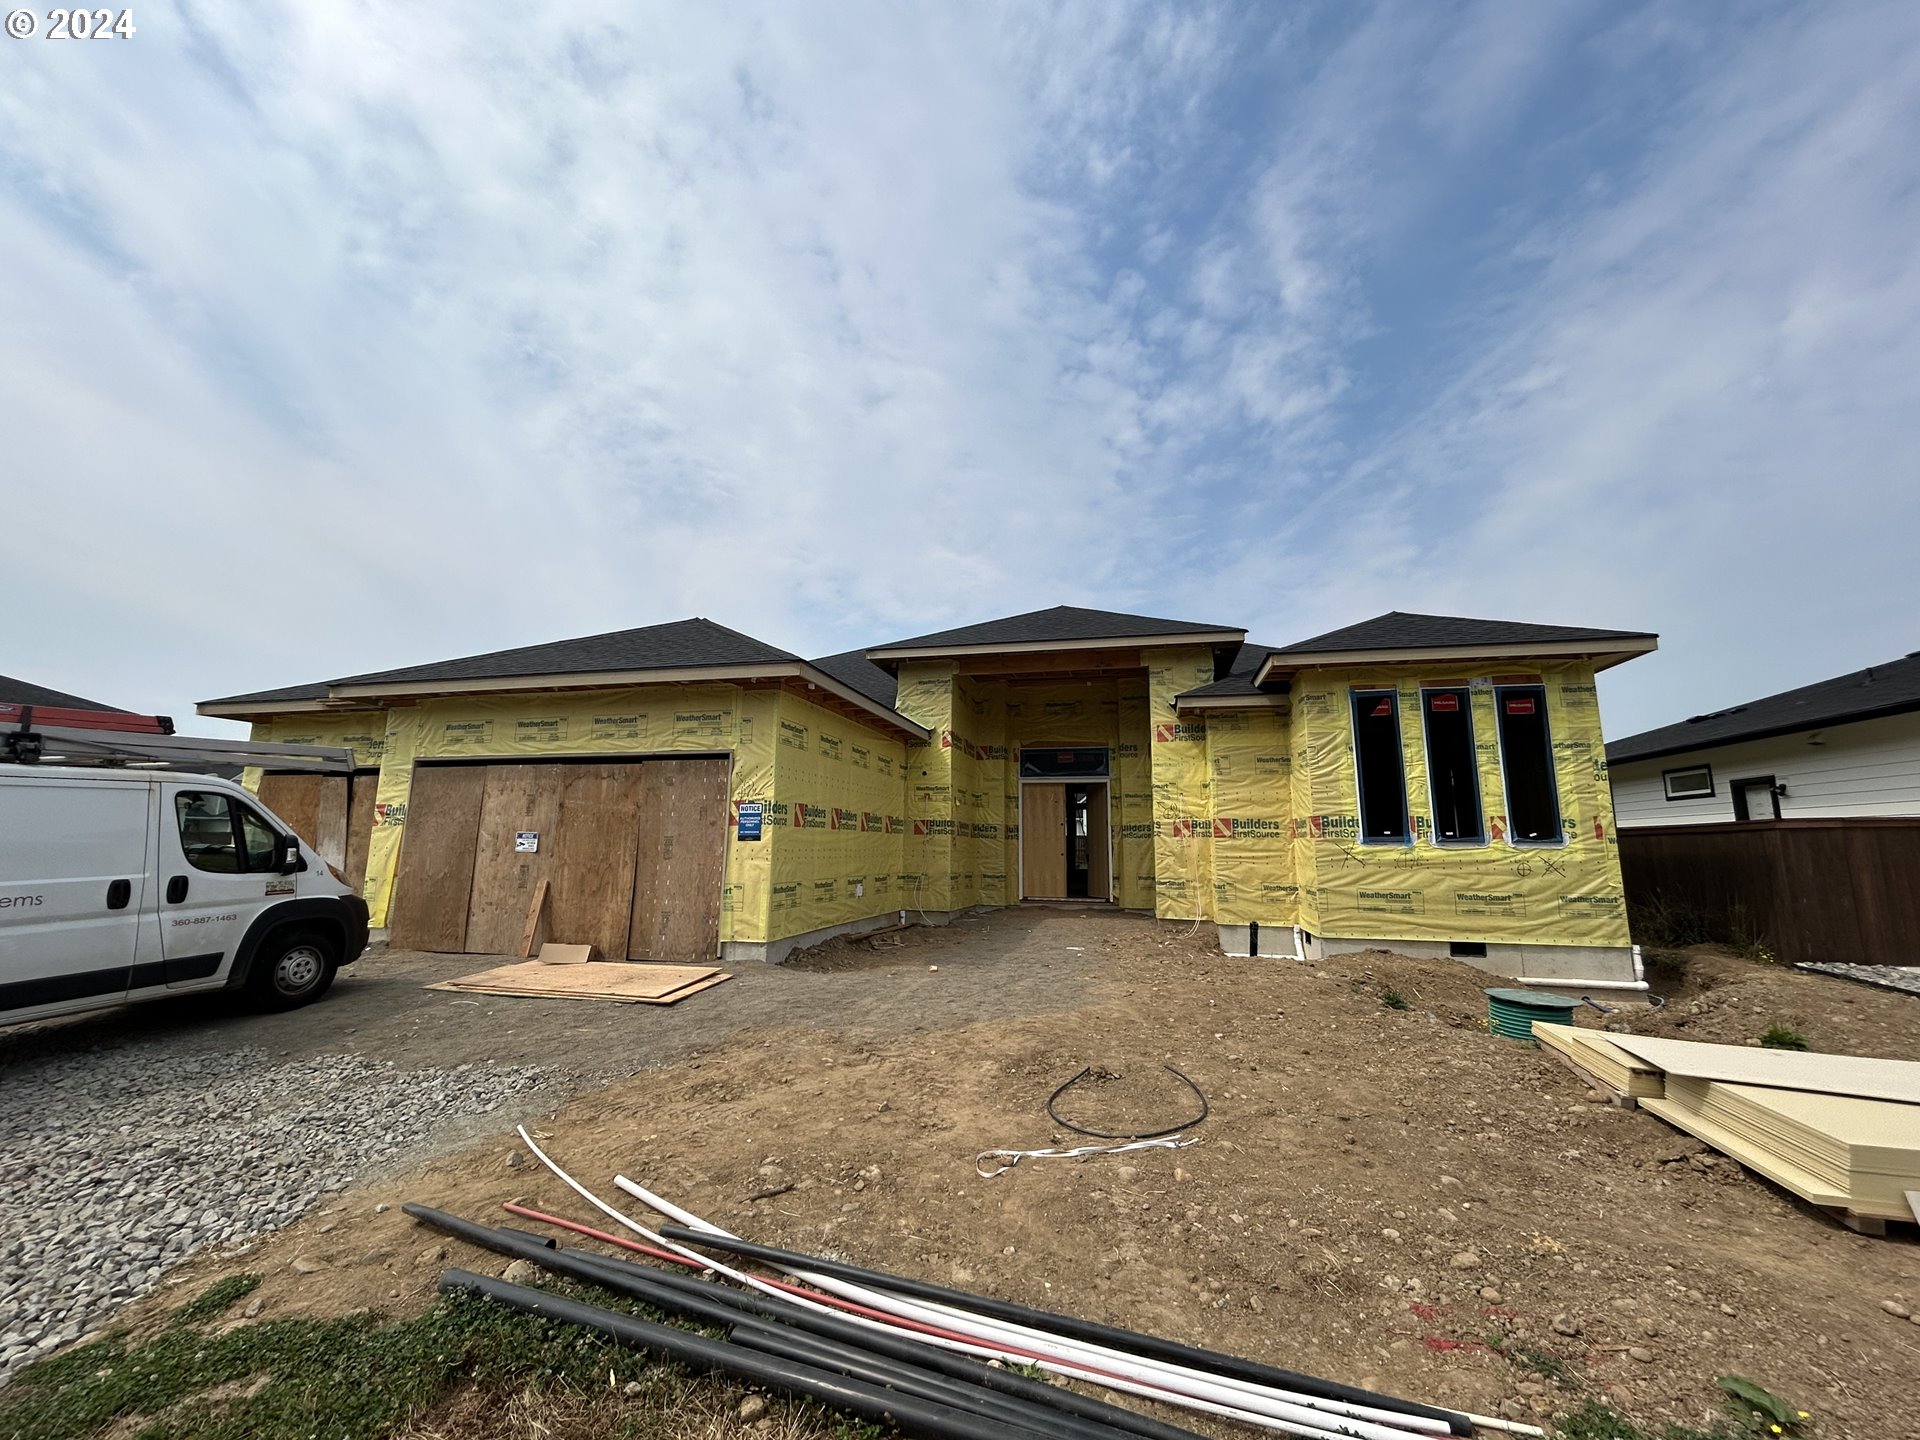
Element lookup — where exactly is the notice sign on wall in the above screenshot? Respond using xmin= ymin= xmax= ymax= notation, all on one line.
xmin=736 ymin=802 xmax=764 ymax=842
xmin=514 ymin=831 xmax=540 ymax=853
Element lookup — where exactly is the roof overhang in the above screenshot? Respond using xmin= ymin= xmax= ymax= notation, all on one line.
xmin=196 ymin=697 xmax=353 ymax=720
xmin=865 ymin=631 xmax=1246 ymax=668
xmin=215 ymin=663 xmax=930 ymax=741
xmin=1255 ymin=636 xmax=1657 ymax=687
xmin=1174 ymin=694 xmax=1293 ymax=713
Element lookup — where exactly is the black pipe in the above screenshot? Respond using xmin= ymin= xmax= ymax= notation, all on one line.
xmin=571 ymin=1250 xmax=1216 ymax=1440
xmin=439 ymin=1269 xmax=1050 ymax=1440
xmin=403 ymin=1205 xmax=1209 ymax=1440
xmin=729 ymin=1321 xmax=1138 ymax=1440
xmin=656 ymin=1224 xmax=1473 ymax=1436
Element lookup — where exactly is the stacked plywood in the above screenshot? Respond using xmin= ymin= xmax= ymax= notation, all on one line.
xmin=1534 ymin=1024 xmax=1664 ymax=1103
xmin=428 ymin=960 xmax=730 ymax=1005
xmin=1584 ymin=1032 xmax=1920 ymax=1231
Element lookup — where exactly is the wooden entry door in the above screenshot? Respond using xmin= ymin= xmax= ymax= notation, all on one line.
xmin=629 ymin=759 xmax=730 ymax=961
xmin=1021 ymin=783 xmax=1069 ymax=899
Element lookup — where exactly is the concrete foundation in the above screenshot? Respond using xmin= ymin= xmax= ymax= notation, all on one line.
xmin=1302 ymin=932 xmax=1644 ymax=992
xmin=723 ymin=908 xmax=969 ymax=966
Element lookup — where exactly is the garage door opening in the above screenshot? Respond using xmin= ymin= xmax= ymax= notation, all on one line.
xmin=387 ymin=756 xmax=729 ymax=962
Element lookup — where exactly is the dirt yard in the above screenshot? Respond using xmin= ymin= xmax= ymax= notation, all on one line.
xmin=77 ymin=915 xmax=1920 ymax=1438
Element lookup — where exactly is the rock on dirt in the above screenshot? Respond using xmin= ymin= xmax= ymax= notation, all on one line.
xmin=0 ymin=1037 xmax=543 ymax=1385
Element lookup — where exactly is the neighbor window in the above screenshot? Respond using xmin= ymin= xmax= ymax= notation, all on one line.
xmin=1350 ymin=689 xmax=1410 ymax=842
xmin=1495 ymin=685 xmax=1563 ymax=844
xmin=1421 ymin=688 xmax=1485 ymax=844
xmin=1662 ymin=765 xmax=1714 ymax=801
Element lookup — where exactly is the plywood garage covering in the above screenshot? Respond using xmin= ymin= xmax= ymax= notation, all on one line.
xmin=257 ymin=773 xmax=350 ymax=869
xmin=388 ymin=757 xmax=729 ymax=961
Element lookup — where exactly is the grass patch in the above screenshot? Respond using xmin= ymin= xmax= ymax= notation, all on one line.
xmin=1760 ymin=1024 xmax=1808 ymax=1051
xmin=1380 ymin=989 xmax=1411 ymax=1011
xmin=0 ymin=1275 xmax=827 ymax=1440
xmin=172 ymin=1275 xmax=261 ymax=1327
xmin=1553 ymin=1386 xmax=1812 ymax=1439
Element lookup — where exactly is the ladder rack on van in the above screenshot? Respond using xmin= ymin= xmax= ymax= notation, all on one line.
xmin=2 ymin=708 xmax=354 ymax=773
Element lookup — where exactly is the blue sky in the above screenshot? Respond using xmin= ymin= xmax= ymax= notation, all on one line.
xmin=3 ymin=1 xmax=1916 ymax=738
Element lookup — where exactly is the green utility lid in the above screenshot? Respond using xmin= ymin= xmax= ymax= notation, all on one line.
xmin=1484 ymin=987 xmax=1581 ymax=1042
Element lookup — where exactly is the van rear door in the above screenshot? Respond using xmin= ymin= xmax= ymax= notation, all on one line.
xmin=0 ymin=774 xmax=149 ymax=1020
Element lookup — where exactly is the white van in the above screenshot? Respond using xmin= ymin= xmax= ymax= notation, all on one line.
xmin=1 ymin=764 xmax=370 ymax=1027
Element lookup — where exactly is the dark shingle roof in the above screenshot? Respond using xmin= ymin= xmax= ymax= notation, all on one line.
xmin=809 ymin=649 xmax=899 ymax=708
xmin=1268 ymin=611 xmax=1657 ymax=659
xmin=869 ymin=605 xmax=1242 ymax=654
xmin=200 ymin=680 xmax=335 ymax=707
xmin=333 ymin=618 xmax=800 ymax=688
xmin=0 ymin=674 xmax=128 ymax=712
xmin=1178 ymin=642 xmax=1284 ymax=700
xmin=1608 ymin=651 xmax=1920 ymax=763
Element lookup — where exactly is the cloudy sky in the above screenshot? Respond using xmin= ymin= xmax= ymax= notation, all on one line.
xmin=4 ymin=1 xmax=1915 ymax=739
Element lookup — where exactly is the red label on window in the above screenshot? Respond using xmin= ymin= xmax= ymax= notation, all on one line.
xmin=1057 ymin=753 xmax=1075 ymax=762
xmin=1429 ymin=694 xmax=1460 ymax=712
xmin=1371 ymin=699 xmax=1393 ymax=717
xmin=1505 ymin=697 xmax=1536 ymax=715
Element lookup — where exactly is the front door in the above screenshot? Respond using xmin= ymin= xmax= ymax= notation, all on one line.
xmin=156 ymin=783 xmax=282 ymax=989
xmin=1021 ymin=784 xmax=1068 ymax=899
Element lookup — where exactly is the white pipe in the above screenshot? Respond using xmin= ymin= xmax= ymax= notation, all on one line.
xmin=1631 ymin=943 xmax=1645 ymax=984
xmin=615 ymin=1175 xmax=1456 ymax=1440
xmin=515 ymin=1129 xmax=1374 ymax=1439
xmin=1512 ymin=975 xmax=1649 ymax=992
xmin=1291 ymin=925 xmax=1309 ymax=963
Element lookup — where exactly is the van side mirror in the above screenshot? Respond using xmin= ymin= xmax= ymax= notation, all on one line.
xmin=275 ymin=834 xmax=304 ymax=874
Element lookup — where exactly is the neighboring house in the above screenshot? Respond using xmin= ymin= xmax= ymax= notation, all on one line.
xmin=0 ymin=673 xmax=140 ymax=727
xmin=200 ymin=606 xmax=1657 ymax=983
xmin=1608 ymin=651 xmax=1920 ymax=826
xmin=1607 ymin=651 xmax=1920 ymax=969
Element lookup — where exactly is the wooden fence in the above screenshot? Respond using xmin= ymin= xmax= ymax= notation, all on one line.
xmin=1617 ymin=818 xmax=1920 ymax=966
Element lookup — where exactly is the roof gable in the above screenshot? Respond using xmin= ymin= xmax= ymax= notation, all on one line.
xmin=869 ymin=605 xmax=1242 ymax=655
xmin=332 ymin=617 xmax=799 ymax=689
xmin=1270 ymin=611 xmax=1657 ymax=658
xmin=1608 ymin=651 xmax=1920 ymax=763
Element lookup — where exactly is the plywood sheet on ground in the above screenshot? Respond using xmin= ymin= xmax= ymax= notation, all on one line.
xmin=1605 ymin=1032 xmax=1920 ymax=1105
xmin=389 ymin=764 xmax=489 ymax=952
xmin=1641 ymin=1095 xmax=1855 ymax=1212
xmin=628 ymin=758 xmax=728 ymax=963
xmin=429 ymin=960 xmax=728 ymax=1005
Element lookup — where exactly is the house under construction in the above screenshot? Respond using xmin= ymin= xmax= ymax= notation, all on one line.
xmin=199 ymin=606 xmax=1657 ymax=984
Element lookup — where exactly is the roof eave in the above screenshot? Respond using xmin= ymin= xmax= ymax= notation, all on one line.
xmin=1174 ymin=693 xmax=1293 ymax=713
xmin=196 ymin=697 xmax=350 ymax=720
xmin=317 ymin=662 xmax=929 ymax=740
xmin=865 ymin=630 xmax=1247 ymax=667
xmin=1255 ymin=636 xmax=1658 ymax=687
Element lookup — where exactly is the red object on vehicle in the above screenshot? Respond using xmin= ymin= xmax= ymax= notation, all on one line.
xmin=0 ymin=702 xmax=173 ymax=735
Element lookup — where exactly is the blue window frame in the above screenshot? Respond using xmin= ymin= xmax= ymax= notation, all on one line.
xmin=1350 ymin=689 xmax=1410 ymax=843
xmin=1421 ymin=687 xmax=1485 ymax=845
xmin=1494 ymin=684 xmax=1564 ymax=845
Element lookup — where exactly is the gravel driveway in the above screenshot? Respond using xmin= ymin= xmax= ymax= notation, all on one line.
xmin=0 ymin=908 xmax=1122 ymax=1382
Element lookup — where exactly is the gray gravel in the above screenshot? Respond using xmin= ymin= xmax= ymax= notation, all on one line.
xmin=0 ymin=1030 xmax=546 ymax=1384
xmin=1797 ymin=961 xmax=1920 ymax=998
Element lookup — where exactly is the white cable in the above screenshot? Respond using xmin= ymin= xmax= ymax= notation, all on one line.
xmin=975 ymin=1134 xmax=1198 ymax=1179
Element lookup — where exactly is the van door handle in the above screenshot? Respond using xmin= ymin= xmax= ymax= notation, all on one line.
xmin=107 ymin=879 xmax=131 ymax=910
xmin=166 ymin=876 xmax=188 ymax=904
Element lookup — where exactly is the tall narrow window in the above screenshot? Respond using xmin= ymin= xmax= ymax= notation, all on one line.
xmin=1351 ymin=689 xmax=1410 ymax=843
xmin=1495 ymin=685 xmax=1562 ymax=844
xmin=1421 ymin=688 xmax=1484 ymax=844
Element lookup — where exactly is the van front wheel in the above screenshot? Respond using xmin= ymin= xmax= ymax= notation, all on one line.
xmin=248 ymin=928 xmax=338 ymax=1011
